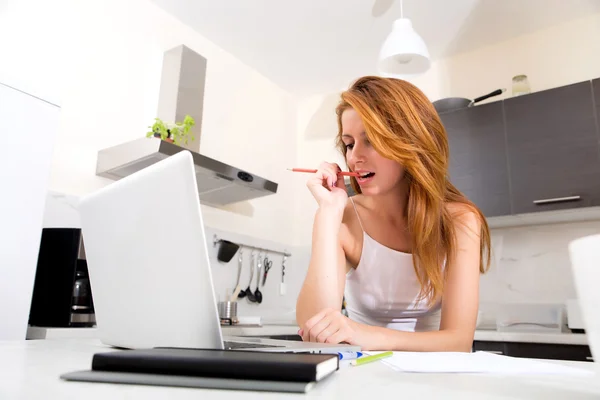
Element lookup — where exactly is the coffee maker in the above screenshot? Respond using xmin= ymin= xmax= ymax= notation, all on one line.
xmin=28 ymin=228 xmax=96 ymax=328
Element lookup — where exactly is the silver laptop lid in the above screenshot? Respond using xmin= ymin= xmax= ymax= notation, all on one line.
xmin=79 ymin=151 xmax=224 ymax=350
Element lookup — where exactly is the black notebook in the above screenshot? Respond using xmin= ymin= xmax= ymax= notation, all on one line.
xmin=60 ymin=348 xmax=339 ymax=393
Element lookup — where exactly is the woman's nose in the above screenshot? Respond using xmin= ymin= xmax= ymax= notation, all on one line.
xmin=349 ymin=145 xmax=365 ymax=164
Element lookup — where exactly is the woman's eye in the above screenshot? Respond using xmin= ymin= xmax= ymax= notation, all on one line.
xmin=345 ymin=143 xmax=354 ymax=150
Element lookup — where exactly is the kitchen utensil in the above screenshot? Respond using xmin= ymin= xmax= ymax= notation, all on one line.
xmin=217 ymin=240 xmax=240 ymax=263
xmin=262 ymin=256 xmax=273 ymax=286
xmin=217 ymin=300 xmax=238 ymax=324
xmin=254 ymin=252 xmax=263 ymax=304
xmin=282 ymin=256 xmax=286 ymax=283
xmin=236 ymin=248 xmax=246 ymax=299
xmin=244 ymin=251 xmax=256 ymax=302
xmin=279 ymin=255 xmax=287 ymax=295
xmin=432 ymin=89 xmax=505 ymax=114
xmin=230 ymin=286 xmax=242 ymax=302
xmin=287 ymin=168 xmax=360 ymax=177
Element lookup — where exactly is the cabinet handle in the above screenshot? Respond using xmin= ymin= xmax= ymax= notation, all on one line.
xmin=586 ymin=356 xmax=594 ymax=361
xmin=533 ymin=196 xmax=581 ymax=205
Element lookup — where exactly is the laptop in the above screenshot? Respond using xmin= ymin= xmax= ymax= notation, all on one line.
xmin=78 ymin=150 xmax=359 ymax=354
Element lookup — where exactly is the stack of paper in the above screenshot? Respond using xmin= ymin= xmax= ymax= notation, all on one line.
xmin=373 ymin=351 xmax=594 ymax=376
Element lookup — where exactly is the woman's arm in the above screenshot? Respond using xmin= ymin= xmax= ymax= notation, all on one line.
xmin=301 ymin=206 xmax=482 ymax=352
xmin=296 ymin=206 xmax=348 ymax=327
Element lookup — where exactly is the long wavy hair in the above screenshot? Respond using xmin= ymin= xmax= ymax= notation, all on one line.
xmin=336 ymin=76 xmax=491 ymax=306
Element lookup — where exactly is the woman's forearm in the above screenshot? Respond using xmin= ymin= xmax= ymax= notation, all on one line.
xmin=364 ymin=325 xmax=474 ymax=352
xmin=296 ymin=206 xmax=345 ymax=326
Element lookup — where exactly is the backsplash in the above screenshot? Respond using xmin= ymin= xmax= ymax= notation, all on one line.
xmin=480 ymin=219 xmax=600 ymax=319
xmin=206 ymin=227 xmax=308 ymax=325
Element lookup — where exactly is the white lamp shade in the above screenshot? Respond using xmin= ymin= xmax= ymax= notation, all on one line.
xmin=378 ymin=18 xmax=430 ymax=77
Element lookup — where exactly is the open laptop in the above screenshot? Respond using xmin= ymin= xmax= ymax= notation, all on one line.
xmin=78 ymin=150 xmax=359 ymax=354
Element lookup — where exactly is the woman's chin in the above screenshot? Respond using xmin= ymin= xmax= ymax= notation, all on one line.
xmin=357 ymin=186 xmax=379 ymax=196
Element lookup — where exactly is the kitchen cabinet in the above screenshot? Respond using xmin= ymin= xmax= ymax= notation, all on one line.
xmin=441 ymin=102 xmax=512 ymax=217
xmin=473 ymin=340 xmax=593 ymax=362
xmin=439 ymin=78 xmax=600 ymax=219
xmin=503 ymin=81 xmax=600 ymax=214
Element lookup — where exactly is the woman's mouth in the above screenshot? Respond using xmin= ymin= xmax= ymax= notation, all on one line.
xmin=356 ymin=171 xmax=375 ymax=184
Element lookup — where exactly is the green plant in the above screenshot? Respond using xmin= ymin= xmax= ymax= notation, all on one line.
xmin=146 ymin=115 xmax=196 ymax=145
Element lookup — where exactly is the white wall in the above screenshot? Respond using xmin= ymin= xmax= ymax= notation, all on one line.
xmin=1 ymin=0 xmax=298 ymax=246
xmin=0 ymin=84 xmax=60 ymax=340
xmin=0 ymin=2 xmax=65 ymax=106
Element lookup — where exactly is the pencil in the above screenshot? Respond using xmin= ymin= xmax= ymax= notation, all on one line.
xmin=350 ymin=351 xmax=393 ymax=366
xmin=287 ymin=168 xmax=361 ymax=177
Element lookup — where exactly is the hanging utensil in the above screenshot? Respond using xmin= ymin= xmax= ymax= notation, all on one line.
xmin=216 ymin=240 xmax=240 ymax=263
xmin=279 ymin=255 xmax=287 ymax=295
xmin=432 ymin=88 xmax=505 ymax=114
xmin=235 ymin=248 xmax=246 ymax=299
xmin=244 ymin=251 xmax=256 ymax=302
xmin=254 ymin=252 xmax=263 ymax=304
xmin=262 ymin=256 xmax=272 ymax=286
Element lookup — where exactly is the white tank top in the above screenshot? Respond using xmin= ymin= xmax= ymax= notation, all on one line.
xmin=344 ymin=198 xmax=442 ymax=332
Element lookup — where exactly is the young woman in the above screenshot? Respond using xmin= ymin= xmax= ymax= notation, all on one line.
xmin=295 ymin=76 xmax=491 ymax=352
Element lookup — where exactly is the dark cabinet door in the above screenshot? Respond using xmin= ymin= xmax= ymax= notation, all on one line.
xmin=441 ymin=102 xmax=512 ymax=217
xmin=593 ymin=78 xmax=600 ymax=125
xmin=504 ymin=81 xmax=600 ymax=214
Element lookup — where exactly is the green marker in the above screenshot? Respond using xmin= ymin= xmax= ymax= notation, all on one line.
xmin=351 ymin=351 xmax=394 ymax=366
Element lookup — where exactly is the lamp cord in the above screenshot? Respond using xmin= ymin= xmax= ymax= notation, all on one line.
xmin=400 ymin=0 xmax=403 ymax=18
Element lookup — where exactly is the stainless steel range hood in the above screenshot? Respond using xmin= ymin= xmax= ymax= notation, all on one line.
xmin=96 ymin=137 xmax=278 ymax=206
xmin=94 ymin=44 xmax=278 ymax=206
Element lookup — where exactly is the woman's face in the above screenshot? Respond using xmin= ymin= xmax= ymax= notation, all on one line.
xmin=340 ymin=108 xmax=406 ymax=196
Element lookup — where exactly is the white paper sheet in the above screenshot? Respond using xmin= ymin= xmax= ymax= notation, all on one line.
xmin=375 ymin=351 xmax=594 ymax=376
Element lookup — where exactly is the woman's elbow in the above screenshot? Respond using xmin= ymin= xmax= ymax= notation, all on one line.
xmin=452 ymin=332 xmax=474 ymax=352
xmin=441 ymin=329 xmax=474 ymax=352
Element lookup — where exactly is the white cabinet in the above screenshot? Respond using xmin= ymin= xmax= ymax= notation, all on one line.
xmin=0 ymin=83 xmax=60 ymax=340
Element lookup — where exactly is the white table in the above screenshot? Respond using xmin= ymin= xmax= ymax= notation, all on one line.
xmin=1 ymin=338 xmax=599 ymax=399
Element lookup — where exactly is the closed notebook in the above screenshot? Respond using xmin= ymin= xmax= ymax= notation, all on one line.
xmin=93 ymin=347 xmax=338 ymax=382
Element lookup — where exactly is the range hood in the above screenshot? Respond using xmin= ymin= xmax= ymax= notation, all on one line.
xmin=96 ymin=137 xmax=278 ymax=206
xmin=94 ymin=44 xmax=278 ymax=206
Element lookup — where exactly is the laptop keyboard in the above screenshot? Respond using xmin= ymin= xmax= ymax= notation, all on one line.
xmin=223 ymin=341 xmax=284 ymax=350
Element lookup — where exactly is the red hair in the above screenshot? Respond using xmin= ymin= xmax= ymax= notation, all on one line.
xmin=336 ymin=76 xmax=491 ymax=305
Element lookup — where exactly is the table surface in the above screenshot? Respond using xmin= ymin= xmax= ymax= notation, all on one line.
xmin=1 ymin=338 xmax=599 ymax=400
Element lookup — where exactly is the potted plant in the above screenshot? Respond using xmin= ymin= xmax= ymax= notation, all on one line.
xmin=146 ymin=115 xmax=196 ymax=146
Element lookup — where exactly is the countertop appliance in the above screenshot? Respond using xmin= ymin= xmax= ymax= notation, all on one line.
xmin=28 ymin=228 xmax=95 ymax=328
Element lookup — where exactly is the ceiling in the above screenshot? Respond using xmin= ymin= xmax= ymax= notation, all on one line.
xmin=149 ymin=0 xmax=600 ymax=97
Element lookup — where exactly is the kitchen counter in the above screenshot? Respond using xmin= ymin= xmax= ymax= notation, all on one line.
xmin=223 ymin=324 xmax=590 ymax=346
xmin=1 ymin=338 xmax=599 ymax=399
xmin=474 ymin=330 xmax=588 ymax=345
xmin=27 ymin=325 xmax=589 ymax=346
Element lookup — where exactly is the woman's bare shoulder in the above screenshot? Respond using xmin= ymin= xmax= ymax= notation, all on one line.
xmin=446 ymin=202 xmax=481 ymax=234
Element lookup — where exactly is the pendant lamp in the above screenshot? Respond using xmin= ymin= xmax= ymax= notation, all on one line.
xmin=377 ymin=0 xmax=430 ymax=77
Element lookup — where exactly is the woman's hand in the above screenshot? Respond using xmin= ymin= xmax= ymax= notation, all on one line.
xmin=306 ymin=162 xmax=348 ymax=211
xmin=298 ymin=308 xmax=371 ymax=350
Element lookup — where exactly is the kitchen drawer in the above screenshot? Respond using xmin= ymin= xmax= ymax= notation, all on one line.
xmin=473 ymin=340 xmax=593 ymax=362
